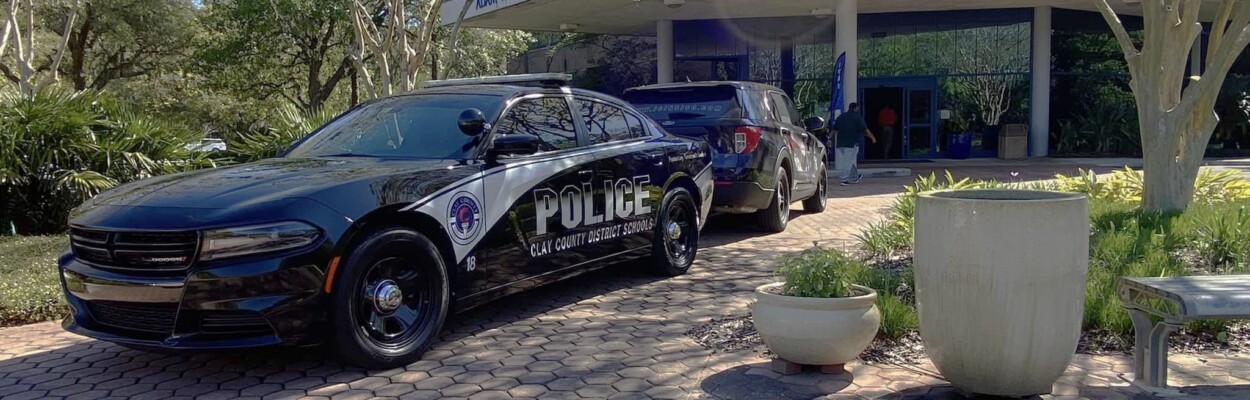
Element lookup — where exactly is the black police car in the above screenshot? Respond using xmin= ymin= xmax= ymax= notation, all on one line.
xmin=624 ymin=82 xmax=828 ymax=233
xmin=60 ymin=74 xmax=713 ymax=368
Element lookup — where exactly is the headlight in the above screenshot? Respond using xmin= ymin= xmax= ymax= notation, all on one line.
xmin=200 ymin=221 xmax=321 ymax=261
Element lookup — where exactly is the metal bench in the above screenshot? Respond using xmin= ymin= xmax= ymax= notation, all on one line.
xmin=1117 ymin=275 xmax=1250 ymax=387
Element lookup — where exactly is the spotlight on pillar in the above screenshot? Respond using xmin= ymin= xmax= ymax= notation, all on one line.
xmin=664 ymin=0 xmax=684 ymax=9
xmin=811 ymin=8 xmax=833 ymax=18
xmin=560 ymin=23 xmax=580 ymax=32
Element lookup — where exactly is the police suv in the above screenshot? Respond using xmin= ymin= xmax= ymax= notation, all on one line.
xmin=60 ymin=74 xmax=713 ymax=368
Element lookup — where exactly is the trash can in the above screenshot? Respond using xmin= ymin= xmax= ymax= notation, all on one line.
xmin=998 ymin=124 xmax=1028 ymax=159
xmin=947 ymin=132 xmax=972 ymax=160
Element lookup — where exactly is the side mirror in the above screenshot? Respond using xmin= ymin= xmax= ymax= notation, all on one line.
xmin=804 ymin=116 xmax=828 ymax=133
xmin=486 ymin=134 xmax=541 ymax=161
xmin=458 ymin=108 xmax=489 ymax=136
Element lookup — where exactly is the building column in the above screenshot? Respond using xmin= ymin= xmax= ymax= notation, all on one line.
xmin=1030 ymin=6 xmax=1052 ymax=157
xmin=657 ymin=20 xmax=674 ymax=84
xmin=834 ymin=0 xmax=858 ymax=112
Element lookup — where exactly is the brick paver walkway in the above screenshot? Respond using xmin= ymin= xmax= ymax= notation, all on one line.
xmin=2 ymin=161 xmax=1248 ymax=400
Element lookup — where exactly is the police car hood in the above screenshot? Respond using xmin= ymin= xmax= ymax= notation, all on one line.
xmin=84 ymin=157 xmax=459 ymax=210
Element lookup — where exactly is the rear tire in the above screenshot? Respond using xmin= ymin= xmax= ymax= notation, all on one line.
xmin=802 ymin=169 xmax=828 ymax=213
xmin=755 ymin=169 xmax=790 ymax=233
xmin=651 ymin=188 xmax=699 ymax=276
xmin=330 ymin=227 xmax=450 ymax=369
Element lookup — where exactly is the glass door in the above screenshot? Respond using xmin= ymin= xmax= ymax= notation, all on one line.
xmin=905 ymin=86 xmax=936 ymax=158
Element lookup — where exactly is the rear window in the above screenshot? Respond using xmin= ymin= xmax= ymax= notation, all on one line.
xmin=623 ymin=86 xmax=742 ymax=121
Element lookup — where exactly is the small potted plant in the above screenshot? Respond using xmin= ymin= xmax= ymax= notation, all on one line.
xmin=752 ymin=248 xmax=880 ymax=371
xmin=944 ymin=113 xmax=973 ymax=159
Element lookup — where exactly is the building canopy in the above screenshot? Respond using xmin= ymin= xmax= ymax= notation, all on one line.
xmin=440 ymin=0 xmax=1213 ymax=34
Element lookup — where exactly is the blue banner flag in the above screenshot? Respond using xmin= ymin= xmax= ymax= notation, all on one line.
xmin=830 ymin=52 xmax=846 ymax=119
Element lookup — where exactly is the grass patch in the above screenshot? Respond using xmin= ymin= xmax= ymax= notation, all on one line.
xmin=0 ymin=235 xmax=69 ymax=327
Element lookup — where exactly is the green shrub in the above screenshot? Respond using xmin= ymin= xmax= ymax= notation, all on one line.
xmin=776 ymin=248 xmax=866 ymax=298
xmin=1055 ymin=95 xmax=1141 ymax=156
xmin=854 ymin=221 xmax=912 ymax=257
xmin=228 ymin=105 xmax=342 ymax=162
xmin=875 ymin=293 xmax=919 ymax=341
xmin=774 ymin=247 xmax=919 ymax=340
xmin=859 ymin=267 xmax=919 ymax=341
xmin=1054 ymin=167 xmax=1250 ymax=204
xmin=0 ymin=89 xmax=218 ymax=234
xmin=1189 ymin=205 xmax=1250 ymax=271
xmin=0 ymin=236 xmax=69 ymax=326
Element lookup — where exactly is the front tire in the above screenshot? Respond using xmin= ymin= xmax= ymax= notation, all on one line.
xmin=802 ymin=169 xmax=828 ymax=213
xmin=330 ymin=227 xmax=450 ymax=369
xmin=651 ymin=187 xmax=699 ymax=276
xmin=755 ymin=169 xmax=791 ymax=233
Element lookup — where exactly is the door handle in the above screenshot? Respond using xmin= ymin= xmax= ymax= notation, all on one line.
xmin=578 ymin=170 xmax=594 ymax=177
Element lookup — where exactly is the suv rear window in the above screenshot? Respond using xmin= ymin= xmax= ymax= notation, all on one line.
xmin=624 ymin=86 xmax=742 ymax=122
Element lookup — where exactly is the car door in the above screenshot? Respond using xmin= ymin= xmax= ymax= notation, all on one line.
xmin=573 ymin=97 xmax=666 ymax=255
xmin=767 ymin=91 xmax=815 ymax=192
xmin=466 ymin=95 xmax=599 ymax=297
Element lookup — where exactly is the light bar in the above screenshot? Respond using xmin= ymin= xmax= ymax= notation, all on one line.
xmin=422 ymin=73 xmax=573 ymax=89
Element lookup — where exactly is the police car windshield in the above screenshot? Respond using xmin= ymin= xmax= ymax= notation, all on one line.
xmin=285 ymin=94 xmax=502 ymax=160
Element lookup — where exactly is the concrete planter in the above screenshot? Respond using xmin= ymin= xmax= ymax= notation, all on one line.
xmin=752 ymin=283 xmax=880 ymax=366
xmin=915 ymin=189 xmax=1088 ymax=396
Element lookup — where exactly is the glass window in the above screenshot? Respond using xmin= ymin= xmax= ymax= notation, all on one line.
xmin=576 ymin=100 xmax=633 ymax=144
xmin=496 ymin=97 xmax=579 ymax=152
xmin=284 ymin=94 xmax=503 ymax=159
xmin=625 ymin=113 xmax=647 ymax=138
xmin=769 ymin=92 xmax=800 ymax=124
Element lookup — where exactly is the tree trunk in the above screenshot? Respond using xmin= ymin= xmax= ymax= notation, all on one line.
xmin=1096 ymin=0 xmax=1250 ymax=212
xmin=1141 ymin=136 xmax=1197 ymax=211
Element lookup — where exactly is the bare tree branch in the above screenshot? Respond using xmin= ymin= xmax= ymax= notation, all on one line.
xmin=440 ymin=0 xmax=474 ymax=79
xmin=40 ymin=0 xmax=82 ymax=89
xmin=1093 ymin=0 xmax=1141 ymax=78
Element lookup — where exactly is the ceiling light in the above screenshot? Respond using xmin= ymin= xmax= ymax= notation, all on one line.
xmin=664 ymin=0 xmax=684 ymax=9
xmin=811 ymin=8 xmax=834 ymax=18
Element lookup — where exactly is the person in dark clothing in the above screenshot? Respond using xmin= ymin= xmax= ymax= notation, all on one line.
xmin=831 ymin=103 xmax=876 ymax=186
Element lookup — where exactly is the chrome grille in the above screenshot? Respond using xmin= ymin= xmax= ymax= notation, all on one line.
xmin=70 ymin=228 xmax=199 ymax=272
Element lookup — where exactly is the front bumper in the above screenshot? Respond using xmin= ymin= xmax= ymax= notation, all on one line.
xmin=60 ymin=245 xmax=332 ymax=349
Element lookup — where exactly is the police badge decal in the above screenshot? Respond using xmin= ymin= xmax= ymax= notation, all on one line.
xmin=447 ymin=192 xmax=483 ymax=245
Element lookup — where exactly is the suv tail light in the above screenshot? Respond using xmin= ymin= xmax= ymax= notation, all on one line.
xmin=733 ymin=126 xmax=762 ymax=154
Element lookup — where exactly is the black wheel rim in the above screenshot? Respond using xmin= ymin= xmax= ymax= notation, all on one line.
xmin=777 ymin=178 xmax=789 ymax=224
xmin=354 ymin=256 xmax=435 ymax=350
xmin=818 ymin=174 xmax=827 ymax=201
xmin=664 ymin=199 xmax=697 ymax=265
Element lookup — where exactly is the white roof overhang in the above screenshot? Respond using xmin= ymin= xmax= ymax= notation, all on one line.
xmin=439 ymin=0 xmax=1215 ymax=35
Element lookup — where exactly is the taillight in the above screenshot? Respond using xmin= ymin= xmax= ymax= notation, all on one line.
xmin=733 ymin=126 xmax=762 ymax=154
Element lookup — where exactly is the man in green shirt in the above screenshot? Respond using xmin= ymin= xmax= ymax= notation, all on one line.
xmin=831 ymin=102 xmax=877 ymax=186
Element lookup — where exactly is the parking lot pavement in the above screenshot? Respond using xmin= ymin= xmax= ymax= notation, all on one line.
xmin=2 ymin=164 xmax=1248 ymax=400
